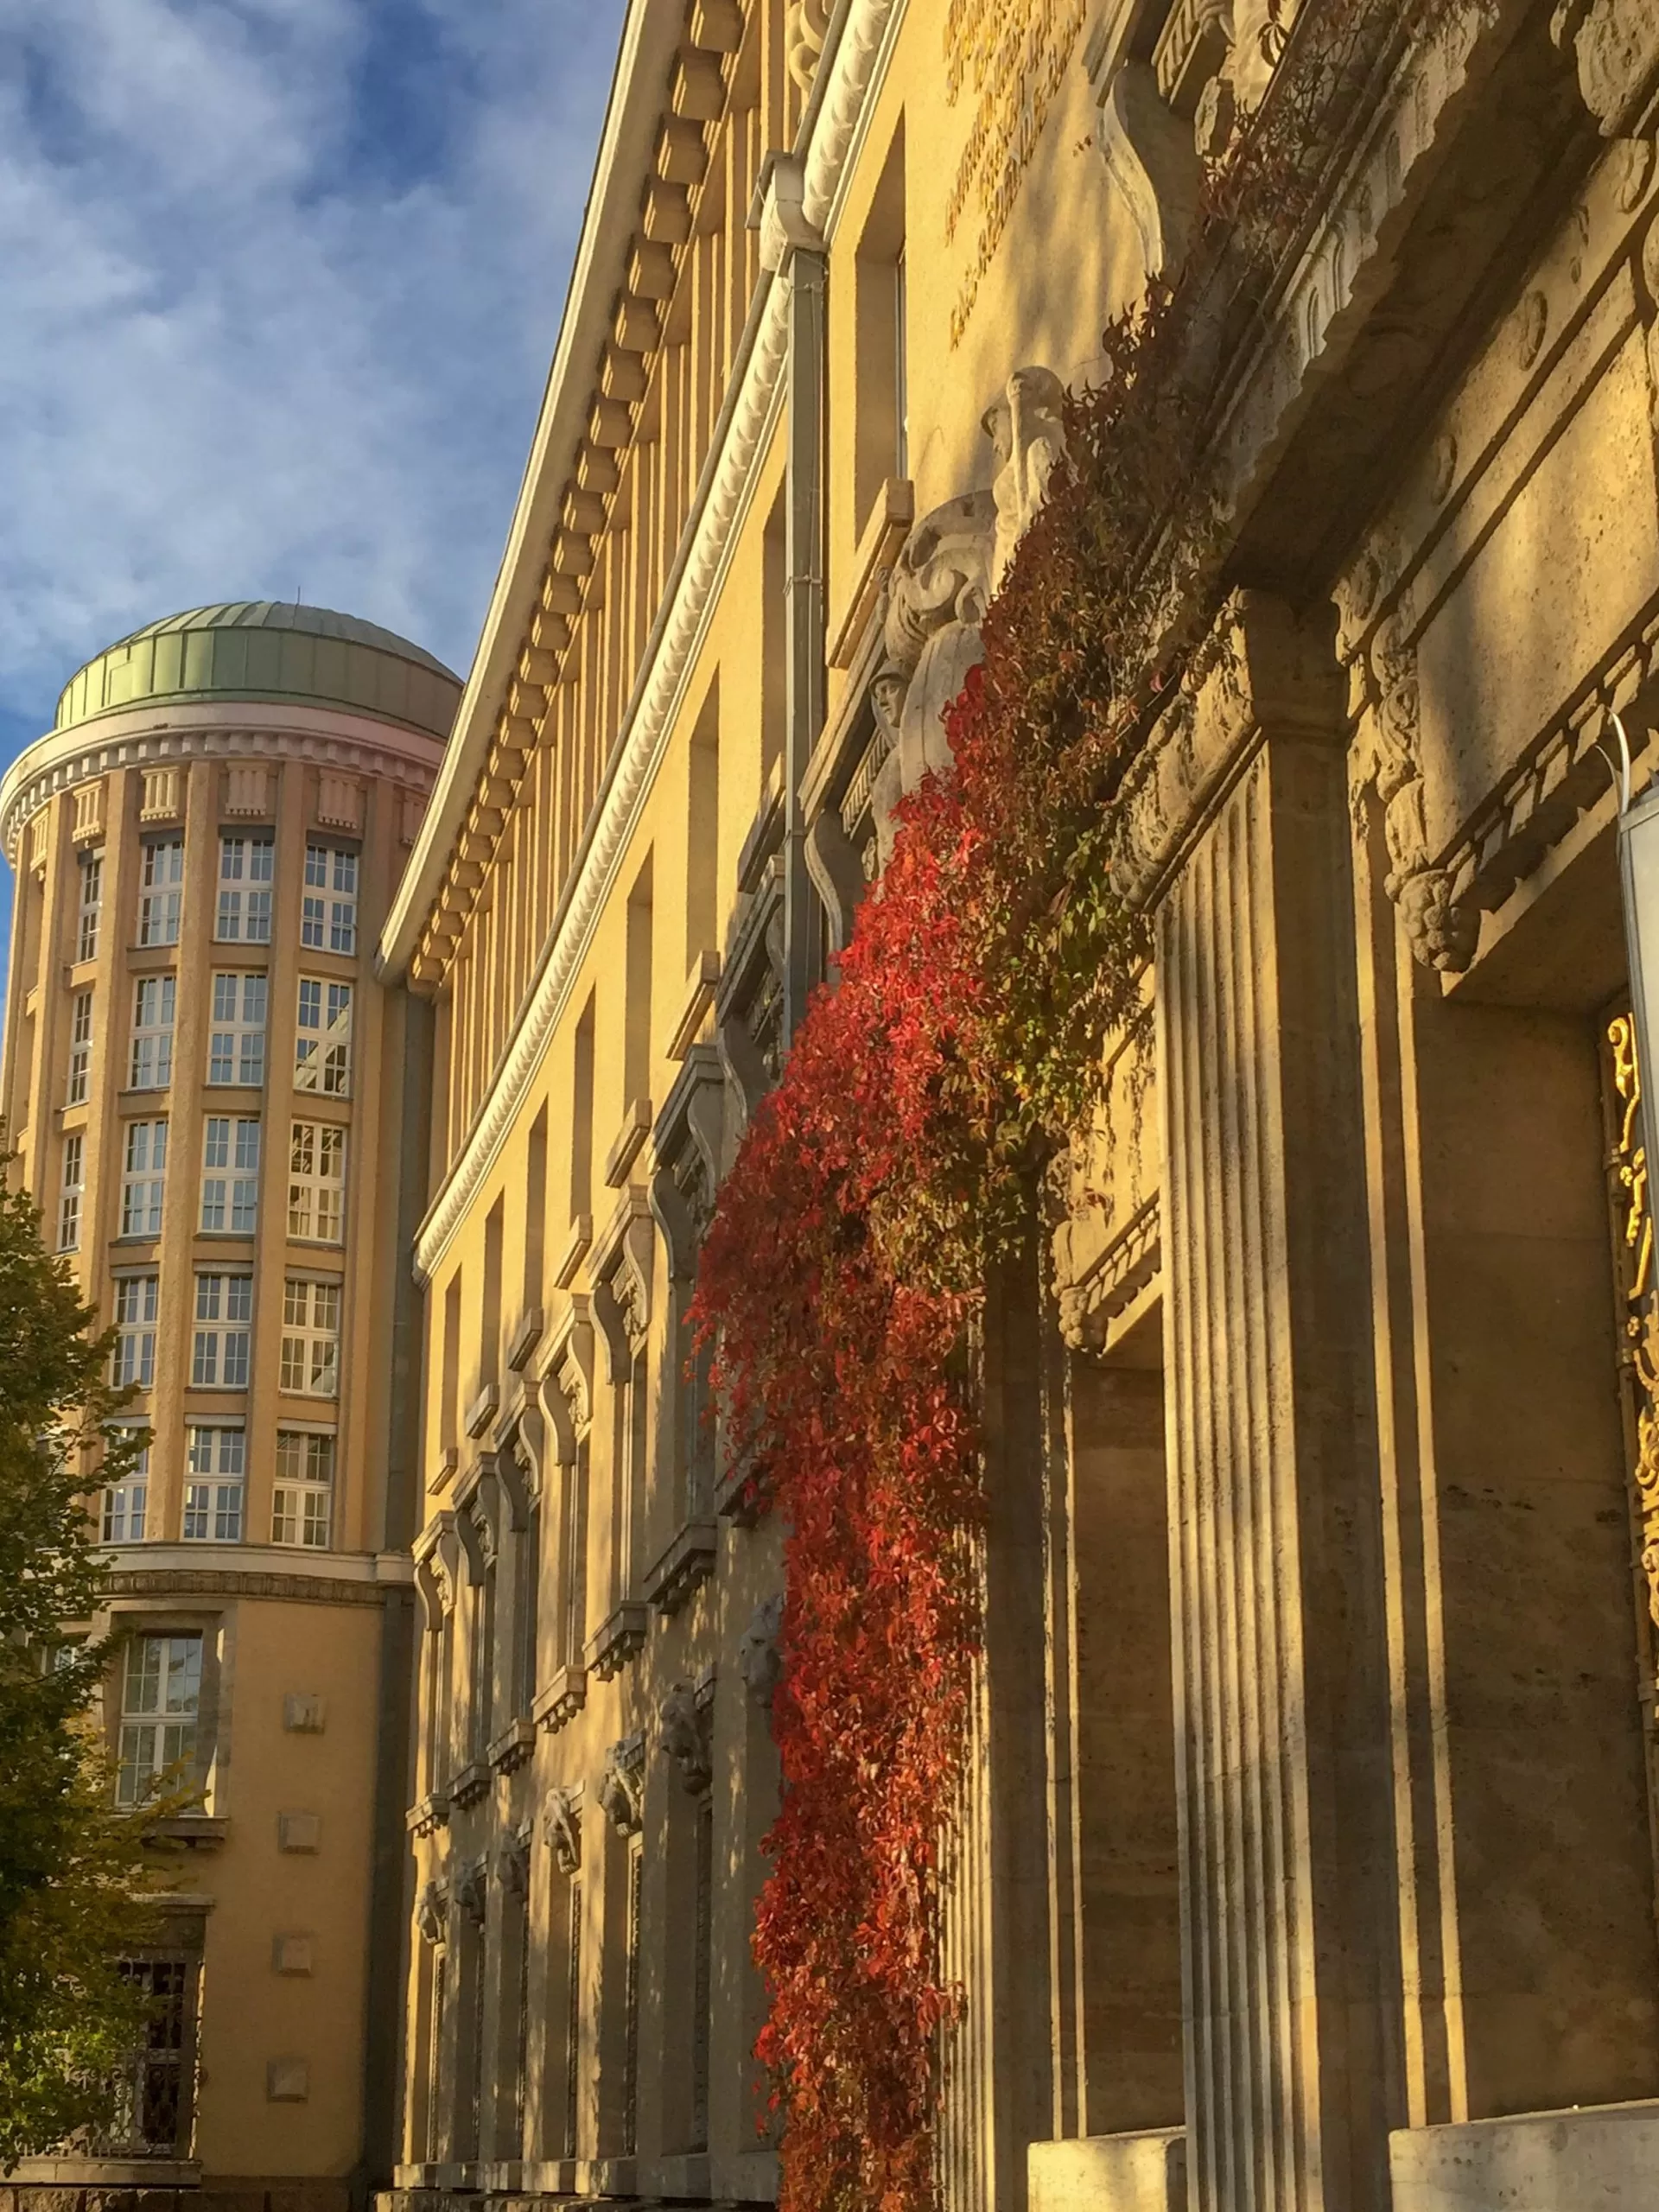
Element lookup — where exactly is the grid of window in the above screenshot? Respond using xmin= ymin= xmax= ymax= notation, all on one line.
xmin=272 ymin=1430 xmax=334 ymax=1549
xmin=130 ymin=976 xmax=175 ymax=1090
xmin=77 ymin=850 xmax=103 ymax=963
xmin=67 ymin=990 xmax=94 ymax=1106
xmin=294 ymin=978 xmax=352 ymax=1096
xmin=102 ymin=1434 xmax=150 ymax=1544
xmin=115 ymin=1634 xmax=200 ymax=1806
xmin=208 ymin=972 xmax=267 ymax=1087
xmin=217 ymin=835 xmax=273 ymax=943
xmin=193 ymin=1273 xmax=252 ymax=1388
xmin=302 ymin=842 xmax=357 ymax=955
xmin=280 ymin=1277 xmax=340 ymax=1395
xmin=112 ymin=1275 xmax=159 ymax=1389
xmin=137 ymin=840 xmax=183 ymax=947
xmin=183 ymin=1426 xmax=245 ymax=1541
xmin=119 ymin=1121 xmax=168 ymax=1238
xmin=288 ymin=1121 xmax=346 ymax=1243
xmin=59 ymin=1134 xmax=84 ymax=1253
xmin=200 ymin=1118 xmax=260 ymax=1233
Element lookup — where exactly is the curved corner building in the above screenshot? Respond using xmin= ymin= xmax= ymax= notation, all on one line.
xmin=0 ymin=602 xmax=460 ymax=2212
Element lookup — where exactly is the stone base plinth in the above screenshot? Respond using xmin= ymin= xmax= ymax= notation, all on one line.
xmin=1028 ymin=2130 xmax=1186 ymax=2212
xmin=1391 ymin=2100 xmax=1659 ymax=2207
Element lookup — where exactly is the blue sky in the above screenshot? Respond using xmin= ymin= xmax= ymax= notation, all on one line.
xmin=0 ymin=0 xmax=625 ymax=769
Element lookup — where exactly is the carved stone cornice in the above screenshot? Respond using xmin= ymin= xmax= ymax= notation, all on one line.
xmin=1110 ymin=592 xmax=1343 ymax=911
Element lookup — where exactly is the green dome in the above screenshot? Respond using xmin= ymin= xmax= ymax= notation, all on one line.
xmin=54 ymin=601 xmax=462 ymax=741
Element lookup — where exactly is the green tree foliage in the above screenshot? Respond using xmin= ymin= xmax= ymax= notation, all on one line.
xmin=0 ymin=1170 xmax=160 ymax=2164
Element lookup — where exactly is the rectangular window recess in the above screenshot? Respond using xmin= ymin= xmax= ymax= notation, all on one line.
xmin=603 ymin=1099 xmax=653 ymax=1189
xmin=667 ymin=953 xmax=722 ymax=1063
xmin=553 ymin=1216 xmax=593 ymax=1291
xmin=829 ymin=477 xmax=917 ymax=670
xmin=505 ymin=1309 xmax=544 ymax=1373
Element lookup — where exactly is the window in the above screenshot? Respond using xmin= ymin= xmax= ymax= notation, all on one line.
xmin=115 ymin=1633 xmax=200 ymax=1805
xmin=67 ymin=990 xmax=93 ymax=1105
xmin=200 ymin=1117 xmax=260 ymax=1233
xmin=294 ymin=978 xmax=352 ymax=1095
xmin=137 ymin=840 xmax=183 ymax=947
xmin=289 ymin=1121 xmax=346 ymax=1243
xmin=281 ymin=1278 xmax=340 ymax=1395
xmin=112 ymin=1275 xmax=159 ymax=1389
xmin=102 ymin=1434 xmax=150 ymax=1543
xmin=272 ymin=1430 xmax=334 ymax=1548
xmin=217 ymin=835 xmax=273 ymax=943
xmin=106 ymin=1956 xmax=195 ymax=2154
xmin=183 ymin=1425 xmax=244 ymax=1541
xmin=193 ymin=1273 xmax=252 ymax=1388
xmin=208 ymin=971 xmax=267 ymax=1086
xmin=302 ymin=842 xmax=357 ymax=955
xmin=77 ymin=850 xmax=103 ymax=963
xmin=120 ymin=1120 xmax=168 ymax=1237
xmin=59 ymin=1135 xmax=84 ymax=1252
xmin=130 ymin=976 xmax=175 ymax=1090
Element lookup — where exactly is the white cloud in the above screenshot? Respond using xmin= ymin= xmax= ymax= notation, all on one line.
xmin=0 ymin=0 xmax=625 ymax=752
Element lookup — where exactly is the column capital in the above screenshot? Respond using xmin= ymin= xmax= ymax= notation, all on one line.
xmin=1111 ymin=588 xmax=1342 ymax=910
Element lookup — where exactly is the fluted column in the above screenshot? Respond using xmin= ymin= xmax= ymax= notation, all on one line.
xmin=1116 ymin=592 xmax=1402 ymax=2211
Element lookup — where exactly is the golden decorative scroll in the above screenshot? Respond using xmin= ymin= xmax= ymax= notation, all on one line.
xmin=1609 ymin=1013 xmax=1659 ymax=1627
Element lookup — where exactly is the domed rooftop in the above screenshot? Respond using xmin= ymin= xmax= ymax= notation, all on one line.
xmin=54 ymin=601 xmax=462 ymax=741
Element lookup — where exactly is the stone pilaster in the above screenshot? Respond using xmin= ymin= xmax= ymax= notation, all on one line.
xmin=1118 ymin=592 xmax=1402 ymax=2210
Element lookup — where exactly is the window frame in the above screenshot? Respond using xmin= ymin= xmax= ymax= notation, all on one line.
xmin=294 ymin=976 xmax=353 ymax=1096
xmin=288 ymin=1119 xmax=346 ymax=1244
xmin=77 ymin=849 xmax=104 ymax=963
xmin=111 ymin=1273 xmax=160 ymax=1390
xmin=280 ymin=1275 xmax=341 ymax=1397
xmin=115 ymin=1631 xmax=201 ymax=1805
xmin=182 ymin=1425 xmax=245 ymax=1541
xmin=272 ymin=1427 xmax=336 ymax=1549
xmin=137 ymin=838 xmax=184 ymax=949
xmin=216 ymin=834 xmax=274 ymax=944
xmin=129 ymin=976 xmax=176 ymax=1091
xmin=302 ymin=841 xmax=358 ymax=957
xmin=59 ymin=1133 xmax=85 ymax=1253
xmin=207 ymin=970 xmax=268 ymax=1088
xmin=200 ymin=1116 xmax=261 ymax=1235
xmin=192 ymin=1271 xmax=253 ymax=1389
xmin=67 ymin=988 xmax=94 ymax=1106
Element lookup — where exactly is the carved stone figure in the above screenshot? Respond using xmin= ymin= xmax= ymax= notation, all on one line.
xmin=541 ymin=1784 xmax=582 ymax=1874
xmin=454 ymin=1858 xmax=488 ymax=1927
xmin=737 ymin=1591 xmax=785 ymax=1708
xmin=498 ymin=1830 xmax=531 ymax=1898
xmin=986 ymin=366 xmax=1070 ymax=595
xmin=415 ymin=1875 xmax=448 ymax=1945
xmin=598 ymin=1733 xmax=645 ymax=1835
xmin=658 ymin=1679 xmax=714 ymax=1794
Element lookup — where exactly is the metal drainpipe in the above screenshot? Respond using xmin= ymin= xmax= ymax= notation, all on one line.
xmin=782 ymin=236 xmax=827 ymax=1046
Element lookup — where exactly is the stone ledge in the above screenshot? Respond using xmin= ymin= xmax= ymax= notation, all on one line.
xmin=1391 ymin=2101 xmax=1659 ymax=2209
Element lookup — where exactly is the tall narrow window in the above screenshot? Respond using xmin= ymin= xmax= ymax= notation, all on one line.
xmin=625 ymin=861 xmax=653 ymax=1107
xmin=67 ymin=990 xmax=94 ymax=1105
xmin=101 ymin=1432 xmax=149 ymax=1543
xmin=200 ymin=1117 xmax=260 ymax=1233
xmin=77 ymin=850 xmax=104 ymax=962
xmin=192 ymin=1273 xmax=252 ymax=1387
xmin=622 ymin=1839 xmax=643 ymax=2155
xmin=295 ymin=978 xmax=353 ymax=1095
xmin=686 ymin=687 xmax=720 ymax=968
xmin=894 ymin=246 xmax=909 ymax=479
xmin=302 ymin=843 xmax=358 ymax=955
xmin=470 ymin=1560 xmax=496 ymax=1758
xmin=115 ymin=1634 xmax=201 ymax=1805
xmin=691 ymin=1790 xmax=714 ymax=2151
xmin=854 ymin=124 xmax=907 ymax=527
xmin=112 ymin=1275 xmax=159 ymax=1389
xmin=109 ymin=1957 xmax=196 ymax=2154
xmin=563 ymin=1880 xmax=582 ymax=2158
xmin=427 ymin=1955 xmax=447 ymax=2166
xmin=183 ymin=1425 xmax=244 ymax=1541
xmin=570 ymin=997 xmax=595 ymax=1221
xmin=137 ymin=840 xmax=183 ymax=947
xmin=273 ymin=1430 xmax=334 ymax=1548
xmin=130 ymin=977 xmax=175 ymax=1090
xmin=563 ymin=1439 xmax=589 ymax=1666
xmin=208 ymin=973 xmax=267 ymax=1086
xmin=120 ymin=1121 xmax=168 ymax=1237
xmin=524 ymin=1108 xmax=548 ymax=1319
xmin=59 ymin=1135 xmax=84 ymax=1252
xmin=281 ymin=1277 xmax=340 ymax=1395
xmin=482 ymin=1200 xmax=504 ymax=1390
xmin=217 ymin=835 xmax=273 ymax=942
xmin=515 ymin=1495 xmax=541 ymax=1716
xmin=288 ymin=1121 xmax=346 ymax=1243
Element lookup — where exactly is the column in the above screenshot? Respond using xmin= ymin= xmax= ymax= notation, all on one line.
xmin=1121 ymin=591 xmax=1402 ymax=2210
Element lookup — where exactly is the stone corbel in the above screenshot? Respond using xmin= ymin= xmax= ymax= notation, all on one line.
xmin=658 ymin=1677 xmax=715 ymax=1794
xmin=539 ymin=1300 xmax=595 ymax=1465
xmin=590 ymin=1189 xmax=654 ymax=1382
xmin=1552 ymin=0 xmax=1659 ymax=136
xmin=1090 ymin=57 xmax=1203 ymax=286
xmin=754 ymin=150 xmax=823 ymax=275
xmin=598 ymin=1732 xmax=646 ymax=1835
xmin=494 ymin=1433 xmax=531 ymax=1532
xmin=541 ymin=1783 xmax=582 ymax=1874
xmin=415 ymin=1510 xmax=460 ymax=1616
xmin=651 ymin=1047 xmax=725 ymax=1281
xmin=1110 ymin=591 xmax=1344 ymax=909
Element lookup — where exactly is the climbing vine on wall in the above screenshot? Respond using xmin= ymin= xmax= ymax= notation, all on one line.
xmin=693 ymin=5 xmax=1457 ymax=2209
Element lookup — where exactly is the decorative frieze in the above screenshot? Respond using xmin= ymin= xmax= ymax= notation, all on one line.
xmin=139 ymin=766 xmax=182 ymax=823
xmin=224 ymin=764 xmax=272 ymax=817
xmin=71 ymin=779 xmax=105 ymax=843
xmin=316 ymin=772 xmax=362 ymax=831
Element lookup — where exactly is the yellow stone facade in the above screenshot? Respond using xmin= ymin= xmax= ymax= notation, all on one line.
xmin=0 ymin=605 xmax=459 ymax=2211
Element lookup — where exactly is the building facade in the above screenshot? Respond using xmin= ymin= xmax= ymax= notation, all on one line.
xmin=0 ymin=603 xmax=458 ymax=2212
xmin=370 ymin=0 xmax=1659 ymax=2209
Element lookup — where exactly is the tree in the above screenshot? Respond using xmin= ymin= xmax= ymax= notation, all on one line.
xmin=0 ymin=1167 xmax=161 ymax=2164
